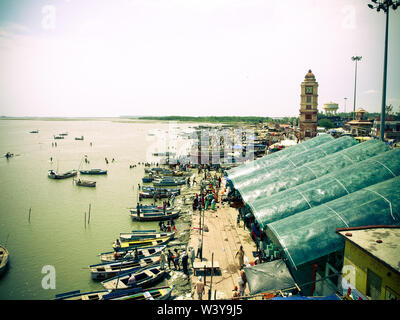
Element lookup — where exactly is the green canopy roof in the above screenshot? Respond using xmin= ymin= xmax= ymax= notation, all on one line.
xmin=242 ymin=139 xmax=389 ymax=204
xmin=265 ymin=176 xmax=400 ymax=270
xmin=250 ymin=148 xmax=400 ymax=228
xmin=233 ymin=136 xmax=358 ymax=192
xmin=227 ymin=134 xmax=333 ymax=183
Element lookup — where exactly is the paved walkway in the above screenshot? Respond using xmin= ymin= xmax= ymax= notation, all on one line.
xmin=187 ymin=179 xmax=257 ymax=300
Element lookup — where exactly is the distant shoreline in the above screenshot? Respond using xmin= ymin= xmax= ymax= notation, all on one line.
xmin=0 ymin=115 xmax=298 ymax=125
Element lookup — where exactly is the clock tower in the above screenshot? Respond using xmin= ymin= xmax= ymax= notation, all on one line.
xmin=299 ymin=70 xmax=319 ymax=139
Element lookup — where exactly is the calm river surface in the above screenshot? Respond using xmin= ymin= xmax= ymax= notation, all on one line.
xmin=0 ymin=119 xmax=195 ymax=300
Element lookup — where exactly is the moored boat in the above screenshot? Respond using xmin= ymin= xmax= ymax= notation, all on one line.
xmin=103 ymin=285 xmax=174 ymax=300
xmin=142 ymin=186 xmax=180 ymax=195
xmin=130 ymin=210 xmax=181 ymax=222
xmin=90 ymin=256 xmax=161 ymax=280
xmin=48 ymin=169 xmax=77 ymax=179
xmin=120 ymin=231 xmax=175 ymax=242
xmin=101 ymin=265 xmax=165 ymax=290
xmin=0 ymin=245 xmax=9 ymax=276
xmin=113 ymin=236 xmax=172 ymax=251
xmin=99 ymin=245 xmax=166 ymax=263
xmin=152 ymin=178 xmax=186 ymax=187
xmin=130 ymin=206 xmax=174 ymax=214
xmin=76 ymin=179 xmax=96 ymax=187
xmin=55 ymin=289 xmax=111 ymax=300
xmin=75 ymin=136 xmax=84 ymax=140
xmin=79 ymin=169 xmax=107 ymax=175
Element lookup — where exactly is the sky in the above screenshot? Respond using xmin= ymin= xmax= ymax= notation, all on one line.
xmin=0 ymin=0 xmax=399 ymax=118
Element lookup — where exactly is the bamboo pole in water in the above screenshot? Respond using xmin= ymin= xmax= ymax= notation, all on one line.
xmin=28 ymin=208 xmax=31 ymax=223
xmin=88 ymin=204 xmax=91 ymax=224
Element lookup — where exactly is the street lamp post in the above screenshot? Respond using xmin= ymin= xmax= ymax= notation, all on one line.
xmin=351 ymin=56 xmax=362 ymax=121
xmin=368 ymin=0 xmax=399 ymax=141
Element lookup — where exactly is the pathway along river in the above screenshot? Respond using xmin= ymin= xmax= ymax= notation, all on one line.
xmin=0 ymin=119 xmax=197 ymax=300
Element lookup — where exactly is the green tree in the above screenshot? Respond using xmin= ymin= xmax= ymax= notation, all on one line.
xmin=318 ymin=118 xmax=335 ymax=129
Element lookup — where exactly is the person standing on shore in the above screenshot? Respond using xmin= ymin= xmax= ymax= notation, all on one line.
xmin=196 ymin=238 xmax=202 ymax=258
xmin=167 ymin=250 xmax=174 ymax=269
xmin=195 ymin=276 xmax=205 ymax=300
xmin=188 ymin=246 xmax=195 ymax=267
xmin=181 ymin=251 xmax=188 ymax=275
xmin=235 ymin=246 xmax=245 ymax=270
xmin=160 ymin=250 xmax=166 ymax=270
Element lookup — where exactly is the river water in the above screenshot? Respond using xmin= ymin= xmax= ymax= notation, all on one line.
xmin=0 ymin=119 xmax=196 ymax=300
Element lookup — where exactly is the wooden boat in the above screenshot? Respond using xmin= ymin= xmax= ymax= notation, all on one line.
xmin=53 ymin=135 xmax=64 ymax=140
xmin=130 ymin=210 xmax=181 ymax=222
xmin=142 ymin=176 xmax=154 ymax=183
xmin=152 ymin=178 xmax=186 ymax=187
xmin=76 ymin=179 xmax=96 ymax=187
xmin=130 ymin=206 xmax=174 ymax=214
xmin=101 ymin=265 xmax=166 ymax=290
xmin=120 ymin=231 xmax=175 ymax=242
xmin=130 ymin=204 xmax=174 ymax=211
xmin=79 ymin=169 xmax=107 ymax=175
xmin=113 ymin=236 xmax=172 ymax=251
xmin=55 ymin=289 xmax=111 ymax=300
xmin=89 ymin=256 xmax=161 ymax=280
xmin=48 ymin=169 xmax=77 ymax=179
xmin=103 ymin=285 xmax=174 ymax=300
xmin=59 ymin=132 xmax=68 ymax=136
xmin=75 ymin=136 xmax=84 ymax=140
xmin=0 ymin=245 xmax=9 ymax=276
xmin=142 ymin=186 xmax=180 ymax=195
xmin=99 ymin=245 xmax=166 ymax=263
xmin=29 ymin=130 xmax=39 ymax=133
xmin=139 ymin=191 xmax=178 ymax=199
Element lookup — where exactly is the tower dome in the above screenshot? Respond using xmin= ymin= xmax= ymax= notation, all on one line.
xmin=305 ymin=69 xmax=315 ymax=80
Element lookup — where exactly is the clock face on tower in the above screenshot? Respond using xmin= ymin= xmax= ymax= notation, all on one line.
xmin=305 ymin=86 xmax=313 ymax=94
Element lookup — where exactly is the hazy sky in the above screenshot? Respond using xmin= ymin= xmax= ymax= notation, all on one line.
xmin=0 ymin=0 xmax=399 ymax=117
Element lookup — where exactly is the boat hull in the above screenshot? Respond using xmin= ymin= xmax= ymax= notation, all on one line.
xmin=131 ymin=211 xmax=181 ymax=222
xmin=90 ymin=256 xmax=160 ymax=280
xmin=101 ymin=265 xmax=165 ymax=290
xmin=100 ymin=245 xmax=166 ymax=263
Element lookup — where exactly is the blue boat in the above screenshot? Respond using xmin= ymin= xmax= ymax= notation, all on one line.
xmin=79 ymin=169 xmax=107 ymax=175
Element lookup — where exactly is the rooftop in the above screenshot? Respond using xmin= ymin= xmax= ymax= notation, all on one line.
xmin=337 ymin=226 xmax=400 ymax=274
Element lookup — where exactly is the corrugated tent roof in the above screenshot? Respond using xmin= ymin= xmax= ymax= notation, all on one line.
xmin=250 ymin=147 xmax=400 ymax=228
xmin=265 ymin=176 xmax=400 ymax=270
xmin=243 ymin=139 xmax=389 ymax=204
xmin=226 ymin=134 xmax=334 ymax=182
xmin=234 ymin=136 xmax=358 ymax=193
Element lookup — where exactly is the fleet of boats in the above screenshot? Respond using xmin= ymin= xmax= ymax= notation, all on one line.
xmin=50 ymin=162 xmax=189 ymax=300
